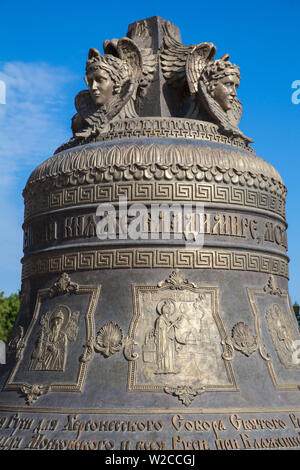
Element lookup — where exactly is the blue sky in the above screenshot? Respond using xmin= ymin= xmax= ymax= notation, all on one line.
xmin=0 ymin=0 xmax=299 ymax=301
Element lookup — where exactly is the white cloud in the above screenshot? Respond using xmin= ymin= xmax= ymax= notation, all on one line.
xmin=0 ymin=62 xmax=76 ymax=169
xmin=0 ymin=61 xmax=77 ymax=294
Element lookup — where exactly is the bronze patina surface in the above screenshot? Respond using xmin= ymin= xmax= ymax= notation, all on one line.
xmin=0 ymin=17 xmax=300 ymax=451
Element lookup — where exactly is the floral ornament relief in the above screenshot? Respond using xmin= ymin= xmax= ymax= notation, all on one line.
xmin=48 ymin=273 xmax=79 ymax=297
xmin=157 ymin=269 xmax=197 ymax=290
xmin=263 ymin=276 xmax=283 ymax=297
xmin=231 ymin=322 xmax=258 ymax=357
xmin=221 ymin=336 xmax=235 ymax=361
xmin=20 ymin=384 xmax=50 ymax=405
xmin=95 ymin=322 xmax=123 ymax=357
xmin=164 ymin=385 xmax=206 ymax=406
xmin=94 ymin=321 xmax=138 ymax=361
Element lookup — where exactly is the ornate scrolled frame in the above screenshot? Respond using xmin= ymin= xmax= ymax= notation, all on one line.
xmin=127 ymin=271 xmax=237 ymax=394
xmin=247 ymin=276 xmax=300 ymax=391
xmin=4 ymin=275 xmax=101 ymax=404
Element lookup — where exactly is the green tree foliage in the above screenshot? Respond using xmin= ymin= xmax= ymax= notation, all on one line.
xmin=0 ymin=291 xmax=20 ymax=342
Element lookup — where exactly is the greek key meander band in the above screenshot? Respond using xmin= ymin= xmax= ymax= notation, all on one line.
xmin=95 ymin=118 xmax=253 ymax=150
xmin=24 ymin=181 xmax=286 ymax=221
xmin=21 ymin=248 xmax=289 ymax=280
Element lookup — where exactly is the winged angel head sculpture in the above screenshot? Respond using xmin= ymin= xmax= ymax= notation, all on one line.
xmin=161 ymin=22 xmax=253 ymax=144
xmin=55 ymin=36 xmax=155 ymax=153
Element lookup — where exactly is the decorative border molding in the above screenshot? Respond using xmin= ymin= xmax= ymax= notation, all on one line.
xmin=4 ymin=275 xmax=101 ymax=404
xmin=24 ymin=142 xmax=285 ymax=202
xmin=24 ymin=181 xmax=286 ymax=221
xmin=1 ymin=405 xmax=300 ymax=414
xmin=21 ymin=248 xmax=289 ymax=281
xmin=92 ymin=322 xmax=138 ymax=360
xmin=164 ymin=384 xmax=206 ymax=406
xmin=263 ymin=275 xmax=284 ymax=296
xmin=20 ymin=384 xmax=50 ymax=405
xmin=48 ymin=272 xmax=79 ymax=297
xmin=74 ymin=117 xmax=254 ymax=150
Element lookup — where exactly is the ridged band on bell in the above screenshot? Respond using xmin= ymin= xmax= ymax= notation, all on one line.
xmin=21 ymin=247 xmax=289 ymax=280
xmin=23 ymin=140 xmax=286 ymax=228
xmin=24 ymin=139 xmax=284 ymax=194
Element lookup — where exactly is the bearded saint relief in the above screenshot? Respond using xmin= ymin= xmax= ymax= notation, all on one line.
xmin=161 ymin=21 xmax=253 ymax=144
xmin=29 ymin=305 xmax=79 ymax=372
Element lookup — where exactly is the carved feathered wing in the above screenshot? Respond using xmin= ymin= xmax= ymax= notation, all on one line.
xmin=117 ymin=37 xmax=143 ymax=83
xmin=198 ymin=77 xmax=254 ymax=143
xmin=40 ymin=310 xmax=52 ymax=334
xmin=10 ymin=325 xmax=24 ymax=345
xmin=126 ymin=21 xmax=157 ymax=98
xmin=161 ymin=22 xmax=195 ymax=89
xmin=103 ymin=38 xmax=118 ymax=56
xmin=161 ymin=21 xmax=216 ymax=101
xmin=104 ymin=36 xmax=156 ymax=100
xmin=138 ymin=47 xmax=157 ymax=98
xmin=186 ymin=43 xmax=216 ymax=94
xmin=65 ymin=311 xmax=79 ymax=342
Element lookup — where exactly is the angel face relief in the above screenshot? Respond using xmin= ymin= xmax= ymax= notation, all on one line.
xmin=84 ymin=50 xmax=127 ymax=108
xmin=160 ymin=23 xmax=253 ymax=145
xmin=212 ymin=74 xmax=240 ymax=112
xmin=201 ymin=55 xmax=241 ymax=112
xmin=197 ymin=54 xmax=253 ymax=143
xmin=55 ymin=36 xmax=156 ymax=153
xmin=85 ymin=69 xmax=114 ymax=107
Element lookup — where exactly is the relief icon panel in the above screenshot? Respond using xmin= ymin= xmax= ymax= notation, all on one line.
xmin=128 ymin=270 xmax=237 ymax=393
xmin=266 ymin=303 xmax=300 ymax=369
xmin=247 ymin=276 xmax=300 ymax=391
xmin=29 ymin=305 xmax=79 ymax=372
xmin=4 ymin=274 xmax=101 ymax=404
